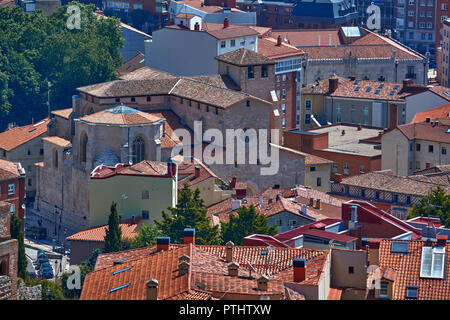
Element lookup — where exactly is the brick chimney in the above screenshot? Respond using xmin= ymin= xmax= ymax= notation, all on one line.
xmin=146 ymin=279 xmax=158 ymax=300
xmin=178 ymin=261 xmax=190 ymax=276
xmin=223 ymin=18 xmax=229 ymax=28
xmin=389 ymin=104 xmax=398 ymax=129
xmin=230 ymin=176 xmax=237 ymax=188
xmin=194 ymin=166 xmax=200 ymax=178
xmin=184 ymin=228 xmax=195 ymax=245
xmin=156 ymin=236 xmax=170 ymax=252
xmin=228 ymin=261 xmax=239 ymax=276
xmin=315 ymin=198 xmax=322 ymax=209
xmin=257 ymin=274 xmax=269 ymax=291
xmin=333 ymin=173 xmax=343 ymax=183
xmin=309 ymin=197 xmax=314 ymax=206
xmin=167 ymin=161 xmax=177 ymax=178
xmin=277 ymin=35 xmax=282 ymax=46
xmin=225 ymin=241 xmax=234 ymax=262
xmin=402 ymin=79 xmax=412 ymax=90
xmin=293 ymin=258 xmax=306 ymax=282
xmin=436 ymin=234 xmax=448 ymax=247
xmin=329 ymin=77 xmax=339 ymax=93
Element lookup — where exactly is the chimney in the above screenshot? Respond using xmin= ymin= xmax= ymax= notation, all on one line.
xmin=402 ymin=79 xmax=412 ymax=89
xmin=184 ymin=228 xmax=195 ymax=245
xmin=333 ymin=173 xmax=343 ymax=183
xmin=277 ymin=35 xmax=282 ymax=46
xmin=436 ymin=234 xmax=448 ymax=247
xmin=156 ymin=236 xmax=170 ymax=252
xmin=225 ymin=241 xmax=234 ymax=262
xmin=223 ymin=18 xmax=229 ymax=28
xmin=268 ymin=198 xmax=273 ymax=204
xmin=389 ymin=104 xmax=398 ymax=129
xmin=341 ymin=129 xmax=346 ymax=135
xmin=276 ymin=194 xmax=281 ymax=201
xmin=194 ymin=22 xmax=200 ymax=31
xmin=131 ymin=215 xmax=135 ymax=225
xmin=315 ymin=198 xmax=321 ymax=209
xmin=293 ymin=258 xmax=306 ymax=282
xmin=194 ymin=165 xmax=200 ymax=178
xmin=178 ymin=254 xmax=190 ymax=264
xmin=231 ymin=199 xmax=241 ymax=211
xmin=228 ymin=261 xmax=239 ymax=276
xmin=329 ymin=77 xmax=339 ymax=93
xmin=257 ymin=274 xmax=269 ymax=291
xmin=178 ymin=261 xmax=190 ymax=276
xmin=309 ymin=197 xmax=314 ymax=206
xmin=167 ymin=161 xmax=177 ymax=177
xmin=357 ymin=125 xmax=362 ymax=131
xmin=230 ymin=176 xmax=237 ymax=188
xmin=425 ymin=117 xmax=431 ymax=123
xmin=146 ymin=279 xmax=159 ymax=300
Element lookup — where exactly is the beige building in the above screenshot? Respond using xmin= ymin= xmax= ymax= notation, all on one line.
xmin=382 ymin=119 xmax=450 ymax=176
xmin=0 ymin=119 xmax=49 ymax=200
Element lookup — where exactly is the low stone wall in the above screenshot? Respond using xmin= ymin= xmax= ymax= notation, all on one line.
xmin=17 ymin=282 xmax=42 ymax=300
xmin=0 ymin=275 xmax=12 ymax=300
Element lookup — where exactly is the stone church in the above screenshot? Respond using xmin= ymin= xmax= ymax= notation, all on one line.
xmin=33 ymin=49 xmax=308 ymax=237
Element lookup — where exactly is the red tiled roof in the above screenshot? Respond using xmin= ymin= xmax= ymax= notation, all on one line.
xmin=274 ymin=218 xmax=344 ymax=243
xmin=177 ymin=158 xmax=217 ymax=189
xmin=166 ymin=21 xmax=258 ymax=40
xmin=395 ymin=120 xmax=450 ymax=144
xmin=85 ymin=243 xmax=330 ymax=300
xmin=271 ymin=29 xmax=341 ymax=47
xmin=116 ymin=52 xmax=145 ymax=76
xmin=257 ymin=37 xmax=304 ymax=60
xmin=80 ymin=107 xmax=164 ymax=125
xmin=0 ymin=159 xmax=21 ymax=181
xmin=0 ymin=118 xmax=49 ymax=151
xmin=377 ymin=239 xmax=450 ymax=300
xmin=42 ymin=136 xmax=72 ymax=148
xmin=215 ymin=48 xmax=276 ymax=66
xmin=327 ymin=287 xmax=343 ymax=300
xmin=91 ymin=160 xmax=169 ymax=179
xmin=66 ymin=218 xmax=141 ymax=242
xmin=412 ymin=103 xmax=450 ymax=123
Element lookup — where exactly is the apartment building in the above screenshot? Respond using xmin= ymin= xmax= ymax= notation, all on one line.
xmin=0 ymin=160 xmax=25 ymax=225
xmin=435 ymin=0 xmax=449 ymax=53
xmin=382 ymin=118 xmax=450 ymax=176
xmin=441 ymin=18 xmax=450 ymax=86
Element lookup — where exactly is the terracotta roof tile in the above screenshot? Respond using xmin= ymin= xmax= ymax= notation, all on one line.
xmin=377 ymin=240 xmax=450 ymax=300
xmin=42 ymin=136 xmax=72 ymax=148
xmin=116 ymin=52 xmax=145 ymax=76
xmin=412 ymin=103 xmax=450 ymax=123
xmin=257 ymin=37 xmax=304 ymax=60
xmin=395 ymin=120 xmax=450 ymax=144
xmin=91 ymin=160 xmax=169 ymax=179
xmin=0 ymin=118 xmax=49 ymax=151
xmin=66 ymin=218 xmax=141 ymax=242
xmin=80 ymin=105 xmax=164 ymax=125
xmin=0 ymin=159 xmax=21 ymax=181
xmin=51 ymin=108 xmax=72 ymax=119
xmin=215 ymin=48 xmax=276 ymax=66
xmin=177 ymin=159 xmax=217 ymax=189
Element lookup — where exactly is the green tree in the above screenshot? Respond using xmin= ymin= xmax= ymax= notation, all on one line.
xmin=406 ymin=186 xmax=450 ymax=228
xmin=155 ymin=184 xmax=221 ymax=245
xmin=24 ymin=277 xmax=65 ymax=300
xmin=129 ymin=224 xmax=162 ymax=249
xmin=10 ymin=213 xmax=28 ymax=280
xmin=0 ymin=3 xmax=123 ymax=130
xmin=60 ymin=248 xmax=99 ymax=299
xmin=103 ymin=202 xmax=122 ymax=253
xmin=221 ymin=205 xmax=277 ymax=245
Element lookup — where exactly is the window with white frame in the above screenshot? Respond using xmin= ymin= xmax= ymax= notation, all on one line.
xmin=420 ymin=246 xmax=445 ymax=279
xmin=221 ymin=41 xmax=226 ymax=48
xmin=8 ymin=184 xmax=15 ymax=195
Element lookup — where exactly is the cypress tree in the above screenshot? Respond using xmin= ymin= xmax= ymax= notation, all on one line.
xmin=10 ymin=213 xmax=28 ymax=280
xmin=103 ymin=202 xmax=122 ymax=253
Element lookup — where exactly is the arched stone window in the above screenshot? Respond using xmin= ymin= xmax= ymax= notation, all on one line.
xmin=80 ymin=132 xmax=88 ymax=163
xmin=132 ymin=136 xmax=146 ymax=163
xmin=0 ymin=257 xmax=8 ymax=275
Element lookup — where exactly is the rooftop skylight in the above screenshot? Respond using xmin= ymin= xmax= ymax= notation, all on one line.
xmin=420 ymin=246 xmax=445 ymax=279
xmin=112 ymin=266 xmax=133 ymax=275
xmin=108 ymin=283 xmax=131 ymax=293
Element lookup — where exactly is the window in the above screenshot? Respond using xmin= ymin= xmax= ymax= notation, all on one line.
xmin=142 ymin=210 xmax=149 ymax=220
xmin=359 ymin=165 xmax=365 ymax=173
xmin=10 ymin=204 xmax=15 ymax=213
xmin=248 ymin=66 xmax=254 ymax=79
xmin=276 ymin=90 xmax=280 ymax=100
xmin=408 ymin=10 xmax=414 ymax=16
xmin=409 ymin=31 xmax=414 ymax=39
xmin=332 ymin=163 xmax=338 ymax=173
xmin=282 ymin=104 xmax=286 ymax=114
xmin=277 ymin=75 xmax=280 ymax=83
xmin=131 ymin=97 xmax=135 ymax=102
xmin=221 ymin=40 xmax=226 ymax=48
xmin=428 ymin=145 xmax=434 ymax=153
xmin=427 ymin=11 xmax=432 ymax=18
xmin=230 ymin=39 xmax=235 ymax=47
xmin=53 ymin=149 xmax=58 ymax=169
xmin=180 ymin=98 xmax=183 ymax=104
xmin=408 ymin=21 xmax=414 ymax=28
xmin=80 ymin=132 xmax=88 ymax=163
xmin=282 ymin=74 xmax=286 ymax=82
xmin=240 ymin=38 xmax=246 ymax=45
xmin=246 ymin=100 xmax=250 ymax=107
xmin=361 ymin=189 xmax=366 ymax=198
xmin=421 ymin=33 xmax=426 ymax=40
xmin=442 ymin=147 xmax=447 ymax=155
xmin=420 ymin=246 xmax=445 ymax=279
xmin=198 ymin=102 xmax=201 ymax=110
xmin=393 ymin=194 xmax=398 ymax=203
xmin=141 ymin=190 xmax=149 ymax=200
xmin=316 ymin=177 xmax=321 ymax=187
xmin=375 ymin=191 xmax=380 ymax=200
xmin=428 ymin=33 xmax=433 ymax=40
xmin=40 ymin=148 xmax=43 ymax=155
xmin=206 ymin=105 xmax=209 ymax=112
xmin=27 ymin=149 xmax=31 ymax=155
xmin=406 ymin=286 xmax=418 ymax=300
xmin=8 ymin=184 xmax=15 ymax=195
xmin=146 ymin=96 xmax=151 ymax=102
xmin=379 ymin=281 xmax=389 ymax=297
xmin=343 ymin=163 xmax=349 ymax=175
xmin=427 ymin=22 xmax=432 ymax=29
xmin=420 ymin=11 xmax=425 ymax=17
xmin=288 ymin=220 xmax=297 ymax=226
xmin=261 ymin=65 xmax=268 ymax=78
xmin=310 ymin=166 xmax=316 ymax=172
xmin=416 ymin=143 xmax=421 ymax=151
xmin=336 ymin=104 xmax=341 ymax=114
xmin=28 ymin=179 xmax=32 ymax=186
xmin=419 ymin=22 xmax=425 ymax=29
xmin=406 ymin=196 xmax=411 ymax=205
xmin=348 ymin=266 xmax=354 ymax=274
xmin=363 ymin=106 xmax=369 ymax=117
xmin=282 ymin=89 xmax=286 ymax=100
xmin=115 ymin=98 xmax=120 ymax=103
xmin=188 ymin=100 xmax=192 ymax=107
xmin=305 ymin=100 xmax=312 ymax=111
xmin=282 ymin=117 xmax=286 ymax=128
xmin=305 ymin=114 xmax=311 ymax=124
xmin=132 ymin=136 xmax=146 ymax=163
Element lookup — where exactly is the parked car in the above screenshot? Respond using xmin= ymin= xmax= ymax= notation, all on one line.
xmin=26 ymin=227 xmax=47 ymax=240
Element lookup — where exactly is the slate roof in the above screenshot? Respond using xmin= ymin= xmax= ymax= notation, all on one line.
xmin=0 ymin=118 xmax=49 ymax=151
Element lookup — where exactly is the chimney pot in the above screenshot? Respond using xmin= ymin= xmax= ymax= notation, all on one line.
xmin=425 ymin=117 xmax=431 ymax=123
xmin=156 ymin=236 xmax=170 ymax=252
xmin=223 ymin=18 xmax=229 ymax=28
xmin=309 ymin=197 xmax=314 ymax=206
xmin=257 ymin=274 xmax=269 ymax=291
xmin=194 ymin=165 xmax=200 ymax=178
xmin=329 ymin=77 xmax=339 ymax=93
xmin=315 ymin=198 xmax=321 ymax=209
xmin=357 ymin=125 xmax=362 ymax=131
xmin=167 ymin=161 xmax=177 ymax=177
xmin=184 ymin=228 xmax=195 ymax=245
xmin=293 ymin=258 xmax=306 ymax=282
xmin=277 ymin=35 xmax=282 ymax=46
xmin=225 ymin=241 xmax=234 ymax=262
xmin=146 ymin=279 xmax=159 ymax=300
xmin=228 ymin=261 xmax=240 ymax=276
